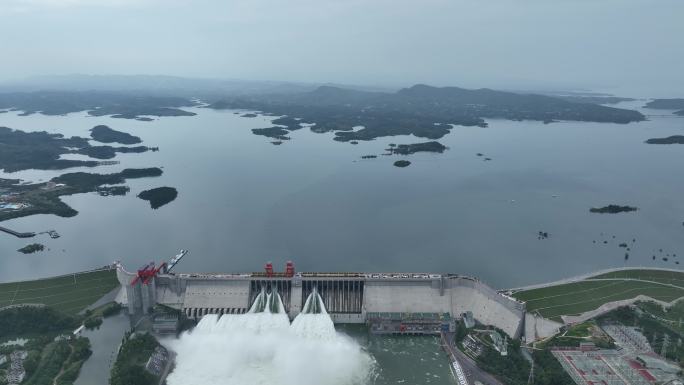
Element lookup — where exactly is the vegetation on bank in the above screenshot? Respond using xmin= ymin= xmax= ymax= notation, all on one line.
xmin=457 ymin=324 xmax=574 ymax=385
xmin=137 ymin=186 xmax=178 ymax=209
xmin=17 ymin=243 xmax=45 ymax=254
xmin=0 ymin=268 xmax=119 ymax=314
xmin=110 ymin=332 xmax=160 ymax=385
xmin=591 ymin=269 xmax=684 ymax=286
xmin=0 ymin=307 xmax=93 ymax=385
xmin=513 ymin=270 xmax=684 ymax=321
xmin=589 ymin=204 xmax=638 ymax=214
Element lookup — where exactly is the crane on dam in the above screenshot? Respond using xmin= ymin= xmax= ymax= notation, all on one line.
xmin=130 ymin=249 xmax=189 ymax=286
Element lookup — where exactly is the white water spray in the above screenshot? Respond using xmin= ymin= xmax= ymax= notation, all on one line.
xmin=166 ymin=289 xmax=375 ymax=385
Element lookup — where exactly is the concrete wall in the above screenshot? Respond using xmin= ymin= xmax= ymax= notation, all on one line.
xmin=447 ymin=277 xmax=525 ymax=338
xmin=363 ymin=280 xmax=451 ymax=313
xmin=181 ymin=279 xmax=251 ymax=313
xmin=135 ymin=268 xmax=525 ymax=338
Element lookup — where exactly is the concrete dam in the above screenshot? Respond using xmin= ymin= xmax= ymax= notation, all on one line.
xmin=116 ymin=263 xmax=526 ymax=338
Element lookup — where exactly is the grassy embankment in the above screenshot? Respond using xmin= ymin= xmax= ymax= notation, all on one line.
xmin=0 ymin=268 xmax=119 ymax=315
xmin=513 ymin=269 xmax=684 ymax=322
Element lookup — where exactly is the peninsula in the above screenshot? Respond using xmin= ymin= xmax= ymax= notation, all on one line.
xmin=0 ymin=168 xmax=163 ymax=222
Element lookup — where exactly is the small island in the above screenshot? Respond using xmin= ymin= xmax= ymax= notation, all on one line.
xmin=18 ymin=243 xmax=45 ymax=254
xmin=138 ymin=187 xmax=178 ymax=209
xmin=241 ymin=113 xmax=258 ymax=118
xmin=590 ymin=205 xmax=638 ymax=214
xmin=90 ymin=125 xmax=142 ymax=145
xmin=252 ymin=127 xmax=290 ymax=140
xmin=393 ymin=160 xmax=411 ymax=168
xmin=390 ymin=141 xmax=447 ymax=155
xmin=645 ymin=135 xmax=684 ymax=144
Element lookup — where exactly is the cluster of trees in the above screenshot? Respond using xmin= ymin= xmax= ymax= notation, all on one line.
xmin=476 ymin=339 xmax=530 ymax=385
xmin=109 ymin=333 xmax=159 ymax=385
xmin=137 ymin=187 xmax=179 ymax=209
xmin=0 ymin=307 xmax=79 ymax=339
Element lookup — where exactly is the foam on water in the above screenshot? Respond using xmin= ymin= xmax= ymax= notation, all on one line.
xmin=166 ymin=291 xmax=376 ymax=385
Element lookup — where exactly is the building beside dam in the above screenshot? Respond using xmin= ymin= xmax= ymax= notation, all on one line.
xmin=116 ymin=263 xmax=526 ymax=338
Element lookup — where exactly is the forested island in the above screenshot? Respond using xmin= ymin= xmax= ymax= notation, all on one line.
xmin=138 ymin=186 xmax=178 ymax=209
xmin=390 ymin=141 xmax=447 ymax=155
xmin=210 ymin=84 xmax=645 ymax=145
xmin=17 ymin=243 xmax=45 ymax=254
xmin=0 ymin=126 xmax=155 ymax=172
xmin=645 ymin=135 xmax=684 ymax=144
xmin=90 ymin=125 xmax=142 ymax=144
xmin=0 ymin=168 xmax=163 ymax=222
xmin=393 ymin=160 xmax=411 ymax=167
xmin=590 ymin=205 xmax=638 ymax=214
xmin=252 ymin=127 xmax=290 ymax=140
xmin=0 ymin=91 xmax=197 ymax=120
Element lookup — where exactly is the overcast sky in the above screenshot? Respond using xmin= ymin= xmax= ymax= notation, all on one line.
xmin=1 ymin=0 xmax=682 ymax=96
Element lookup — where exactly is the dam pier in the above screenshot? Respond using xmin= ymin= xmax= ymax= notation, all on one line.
xmin=117 ymin=261 xmax=526 ymax=338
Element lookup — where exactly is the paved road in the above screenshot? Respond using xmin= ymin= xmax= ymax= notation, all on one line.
xmin=443 ymin=332 xmax=504 ymax=385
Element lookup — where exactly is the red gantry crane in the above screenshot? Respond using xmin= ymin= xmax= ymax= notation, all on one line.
xmin=130 ymin=261 xmax=167 ymax=286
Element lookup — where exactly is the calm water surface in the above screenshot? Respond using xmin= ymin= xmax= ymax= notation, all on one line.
xmin=1 ymin=101 xmax=683 ymax=287
xmin=74 ymin=313 xmax=130 ymax=385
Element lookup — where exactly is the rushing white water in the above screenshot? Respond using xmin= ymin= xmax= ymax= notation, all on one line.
xmin=166 ymin=290 xmax=376 ymax=385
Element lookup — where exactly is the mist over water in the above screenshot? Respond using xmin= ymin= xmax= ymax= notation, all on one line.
xmin=166 ymin=291 xmax=376 ymax=385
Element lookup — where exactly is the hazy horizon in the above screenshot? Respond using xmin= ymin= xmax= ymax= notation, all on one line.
xmin=1 ymin=0 xmax=683 ymax=97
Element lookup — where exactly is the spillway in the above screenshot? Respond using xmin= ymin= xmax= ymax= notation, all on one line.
xmin=166 ymin=288 xmax=375 ymax=385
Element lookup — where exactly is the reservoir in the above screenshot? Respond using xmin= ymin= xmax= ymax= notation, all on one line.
xmin=1 ymin=101 xmax=683 ymax=288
